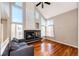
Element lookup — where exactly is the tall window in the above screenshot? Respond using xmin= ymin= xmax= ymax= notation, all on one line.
xmin=46 ymin=20 xmax=54 ymax=37
xmin=12 ymin=5 xmax=23 ymax=23
xmin=11 ymin=3 xmax=23 ymax=39
xmin=41 ymin=17 xmax=46 ymax=37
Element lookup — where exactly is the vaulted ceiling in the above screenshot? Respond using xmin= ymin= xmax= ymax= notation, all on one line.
xmin=35 ymin=2 xmax=77 ymax=19
xmin=1 ymin=2 xmax=78 ymax=20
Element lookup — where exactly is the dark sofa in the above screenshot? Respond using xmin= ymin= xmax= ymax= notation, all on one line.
xmin=2 ymin=38 xmax=34 ymax=56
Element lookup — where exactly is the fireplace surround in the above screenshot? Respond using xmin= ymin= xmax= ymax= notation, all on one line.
xmin=24 ymin=30 xmax=41 ymax=43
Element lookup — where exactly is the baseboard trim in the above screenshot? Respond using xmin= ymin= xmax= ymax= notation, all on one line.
xmin=46 ymin=38 xmax=78 ymax=48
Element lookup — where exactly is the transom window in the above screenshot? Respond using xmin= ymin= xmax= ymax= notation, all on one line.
xmin=12 ymin=2 xmax=23 ymax=23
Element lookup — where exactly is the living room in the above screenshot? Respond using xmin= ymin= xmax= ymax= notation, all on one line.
xmin=0 ymin=2 xmax=78 ymax=56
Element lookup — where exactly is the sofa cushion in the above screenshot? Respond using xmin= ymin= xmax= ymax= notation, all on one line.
xmin=19 ymin=42 xmax=27 ymax=47
xmin=10 ymin=42 xmax=20 ymax=51
xmin=10 ymin=41 xmax=27 ymax=51
xmin=12 ymin=38 xmax=19 ymax=43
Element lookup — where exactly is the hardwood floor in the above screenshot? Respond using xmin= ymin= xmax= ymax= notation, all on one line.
xmin=30 ymin=39 xmax=78 ymax=56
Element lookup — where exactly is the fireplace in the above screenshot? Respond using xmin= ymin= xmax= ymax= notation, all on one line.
xmin=24 ymin=30 xmax=41 ymax=43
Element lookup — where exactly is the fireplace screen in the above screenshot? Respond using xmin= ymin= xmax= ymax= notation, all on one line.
xmin=24 ymin=30 xmax=41 ymax=40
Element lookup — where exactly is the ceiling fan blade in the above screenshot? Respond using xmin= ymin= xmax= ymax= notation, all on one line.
xmin=36 ymin=2 xmax=41 ymax=6
xmin=44 ymin=2 xmax=50 ymax=5
xmin=42 ymin=2 xmax=44 ymax=8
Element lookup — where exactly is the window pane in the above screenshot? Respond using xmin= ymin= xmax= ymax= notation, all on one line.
xmin=46 ymin=26 xmax=54 ymax=37
xmin=41 ymin=26 xmax=45 ymax=37
xmin=11 ymin=23 xmax=23 ymax=39
xmin=16 ymin=24 xmax=23 ymax=39
xmin=47 ymin=20 xmax=54 ymax=26
xmin=12 ymin=6 xmax=23 ymax=23
xmin=46 ymin=20 xmax=54 ymax=37
xmin=15 ymin=2 xmax=23 ymax=7
xmin=41 ymin=17 xmax=45 ymax=26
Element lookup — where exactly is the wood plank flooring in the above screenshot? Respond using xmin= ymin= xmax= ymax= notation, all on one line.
xmin=30 ymin=39 xmax=78 ymax=56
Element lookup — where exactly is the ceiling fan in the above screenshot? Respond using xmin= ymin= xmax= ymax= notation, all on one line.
xmin=36 ymin=2 xmax=51 ymax=8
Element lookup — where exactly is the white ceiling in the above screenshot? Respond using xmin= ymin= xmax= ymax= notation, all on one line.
xmin=35 ymin=2 xmax=77 ymax=19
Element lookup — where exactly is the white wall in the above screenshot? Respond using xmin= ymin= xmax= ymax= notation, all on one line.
xmin=0 ymin=3 xmax=1 ymax=55
xmin=78 ymin=3 xmax=79 ymax=56
xmin=24 ymin=2 xmax=42 ymax=30
xmin=24 ymin=3 xmax=35 ymax=30
xmin=0 ymin=2 xmax=11 ymax=55
xmin=35 ymin=10 xmax=41 ymax=30
xmin=53 ymin=9 xmax=78 ymax=48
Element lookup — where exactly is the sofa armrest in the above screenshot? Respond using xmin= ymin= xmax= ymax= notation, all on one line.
xmin=10 ymin=45 xmax=34 ymax=56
